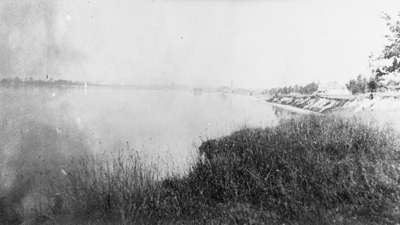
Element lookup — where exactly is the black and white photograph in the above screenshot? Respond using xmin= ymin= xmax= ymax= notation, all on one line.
xmin=1 ymin=0 xmax=400 ymax=224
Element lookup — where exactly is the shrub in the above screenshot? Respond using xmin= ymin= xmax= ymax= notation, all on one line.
xmin=178 ymin=115 xmax=400 ymax=221
xmin=49 ymin=152 xmax=163 ymax=223
xmin=346 ymin=75 xmax=368 ymax=94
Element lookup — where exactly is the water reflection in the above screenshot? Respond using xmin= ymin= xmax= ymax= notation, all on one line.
xmin=272 ymin=105 xmax=298 ymax=118
xmin=1 ymin=87 xmax=303 ymax=220
xmin=192 ymin=88 xmax=203 ymax=96
xmin=1 ymin=87 xmax=284 ymax=173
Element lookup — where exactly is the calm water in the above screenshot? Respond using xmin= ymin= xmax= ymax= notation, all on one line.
xmin=0 ymin=87 xmax=290 ymax=173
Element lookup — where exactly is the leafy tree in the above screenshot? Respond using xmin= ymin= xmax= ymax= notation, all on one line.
xmin=301 ymin=82 xmax=319 ymax=94
xmin=381 ymin=13 xmax=400 ymax=61
xmin=346 ymin=75 xmax=368 ymax=94
xmin=367 ymin=78 xmax=378 ymax=92
xmin=369 ymin=13 xmax=400 ymax=86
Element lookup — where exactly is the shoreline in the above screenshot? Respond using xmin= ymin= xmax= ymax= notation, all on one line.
xmin=261 ymin=93 xmax=400 ymax=131
xmin=266 ymin=101 xmax=322 ymax=115
xmin=263 ymin=94 xmax=353 ymax=114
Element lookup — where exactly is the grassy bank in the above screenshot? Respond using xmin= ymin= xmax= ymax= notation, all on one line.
xmin=2 ymin=115 xmax=400 ymax=225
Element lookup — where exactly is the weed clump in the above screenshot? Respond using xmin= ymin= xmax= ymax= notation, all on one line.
xmin=168 ymin=115 xmax=400 ymax=222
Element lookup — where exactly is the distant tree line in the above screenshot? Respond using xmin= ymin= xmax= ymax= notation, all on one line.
xmin=0 ymin=77 xmax=85 ymax=87
xmin=265 ymin=82 xmax=319 ymax=96
xmin=345 ymin=75 xmax=378 ymax=94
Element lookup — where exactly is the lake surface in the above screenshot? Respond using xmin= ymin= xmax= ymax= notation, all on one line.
xmin=0 ymin=87 xmax=290 ymax=174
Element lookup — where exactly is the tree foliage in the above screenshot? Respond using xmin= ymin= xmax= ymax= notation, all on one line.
xmin=381 ymin=13 xmax=400 ymax=61
xmin=266 ymin=82 xmax=319 ymax=96
xmin=346 ymin=75 xmax=378 ymax=94
xmin=346 ymin=13 xmax=400 ymax=94
xmin=367 ymin=78 xmax=378 ymax=92
xmin=370 ymin=13 xmax=400 ymax=81
xmin=345 ymin=75 xmax=368 ymax=94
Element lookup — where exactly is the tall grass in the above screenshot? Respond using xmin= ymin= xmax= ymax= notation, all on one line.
xmin=28 ymin=152 xmax=163 ymax=224
xmin=2 ymin=115 xmax=400 ymax=225
xmin=180 ymin=115 xmax=400 ymax=223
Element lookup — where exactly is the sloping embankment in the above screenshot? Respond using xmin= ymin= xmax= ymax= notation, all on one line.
xmin=266 ymin=95 xmax=353 ymax=113
xmin=266 ymin=93 xmax=400 ymax=131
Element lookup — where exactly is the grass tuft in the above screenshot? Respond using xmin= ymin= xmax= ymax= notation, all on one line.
xmin=164 ymin=115 xmax=400 ymax=223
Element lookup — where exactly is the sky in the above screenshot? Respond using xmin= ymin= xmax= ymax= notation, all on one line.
xmin=2 ymin=0 xmax=400 ymax=88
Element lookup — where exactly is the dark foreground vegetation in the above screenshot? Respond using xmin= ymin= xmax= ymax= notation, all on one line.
xmin=2 ymin=115 xmax=400 ymax=225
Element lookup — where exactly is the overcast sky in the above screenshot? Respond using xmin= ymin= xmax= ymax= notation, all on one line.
xmin=3 ymin=0 xmax=400 ymax=88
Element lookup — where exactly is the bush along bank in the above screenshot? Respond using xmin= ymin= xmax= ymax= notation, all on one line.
xmin=164 ymin=115 xmax=400 ymax=224
xmin=5 ymin=115 xmax=400 ymax=225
